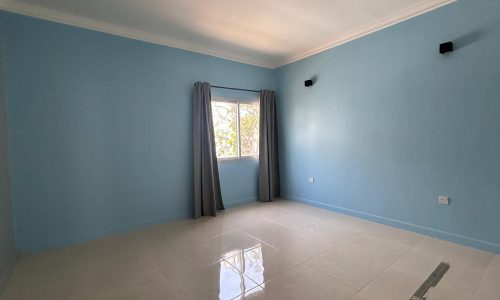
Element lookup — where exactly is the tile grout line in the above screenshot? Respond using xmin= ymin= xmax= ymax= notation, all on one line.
xmin=223 ymin=223 xmax=308 ymax=298
xmin=237 ymin=214 xmax=341 ymax=292
xmin=142 ymin=231 xmax=176 ymax=283
xmin=296 ymin=229 xmax=363 ymax=291
xmin=347 ymin=235 xmax=428 ymax=299
xmin=229 ymin=257 xmax=304 ymax=296
xmin=303 ymin=260 xmax=360 ymax=292
xmin=469 ymin=254 xmax=496 ymax=300
xmin=217 ymin=222 xmax=298 ymax=298
xmin=222 ymin=257 xmax=263 ymax=300
xmin=240 ymin=231 xmax=281 ymax=251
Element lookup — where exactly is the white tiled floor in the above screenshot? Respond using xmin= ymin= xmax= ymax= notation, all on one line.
xmin=2 ymin=199 xmax=499 ymax=300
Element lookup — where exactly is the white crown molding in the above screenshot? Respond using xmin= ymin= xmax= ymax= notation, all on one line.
xmin=271 ymin=0 xmax=456 ymax=68
xmin=0 ymin=0 xmax=273 ymax=68
xmin=0 ymin=0 xmax=455 ymax=70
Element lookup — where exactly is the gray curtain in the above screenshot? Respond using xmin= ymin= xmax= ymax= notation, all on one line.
xmin=193 ymin=82 xmax=224 ymax=217
xmin=259 ymin=90 xmax=280 ymax=202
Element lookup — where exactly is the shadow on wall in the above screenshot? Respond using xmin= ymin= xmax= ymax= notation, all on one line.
xmin=452 ymin=28 xmax=488 ymax=51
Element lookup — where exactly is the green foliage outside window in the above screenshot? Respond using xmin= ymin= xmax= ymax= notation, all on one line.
xmin=212 ymin=99 xmax=259 ymax=159
xmin=239 ymin=103 xmax=259 ymax=156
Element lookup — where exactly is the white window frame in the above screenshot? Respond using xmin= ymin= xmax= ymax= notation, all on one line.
xmin=212 ymin=97 xmax=259 ymax=161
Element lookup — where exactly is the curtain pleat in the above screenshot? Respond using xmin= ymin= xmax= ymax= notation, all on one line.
xmin=193 ymin=82 xmax=224 ymax=217
xmin=259 ymin=90 xmax=280 ymax=202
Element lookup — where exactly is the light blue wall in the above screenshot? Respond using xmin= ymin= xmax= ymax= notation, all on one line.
xmin=0 ymin=11 xmax=275 ymax=254
xmin=0 ymin=22 xmax=16 ymax=293
xmin=276 ymin=0 xmax=500 ymax=253
xmin=219 ymin=158 xmax=259 ymax=208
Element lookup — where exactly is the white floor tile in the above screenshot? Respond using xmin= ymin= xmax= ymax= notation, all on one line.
xmin=350 ymin=267 xmax=422 ymax=300
xmin=306 ymin=234 xmax=410 ymax=289
xmin=242 ymin=264 xmax=356 ymax=300
xmin=174 ymin=260 xmax=259 ymax=300
xmin=472 ymin=255 xmax=500 ymax=300
xmin=271 ymin=213 xmax=324 ymax=231
xmin=2 ymin=199 xmax=498 ymax=300
xmin=224 ymin=244 xmax=300 ymax=284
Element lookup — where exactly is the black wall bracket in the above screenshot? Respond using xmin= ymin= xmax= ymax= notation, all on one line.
xmin=440 ymin=42 xmax=454 ymax=54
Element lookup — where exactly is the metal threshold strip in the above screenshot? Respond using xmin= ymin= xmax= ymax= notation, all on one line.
xmin=410 ymin=262 xmax=450 ymax=300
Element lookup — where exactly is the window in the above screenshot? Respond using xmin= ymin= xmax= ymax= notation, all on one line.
xmin=212 ymin=98 xmax=259 ymax=159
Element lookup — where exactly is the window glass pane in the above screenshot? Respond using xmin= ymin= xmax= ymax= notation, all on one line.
xmin=239 ymin=102 xmax=259 ymax=156
xmin=212 ymin=101 xmax=238 ymax=158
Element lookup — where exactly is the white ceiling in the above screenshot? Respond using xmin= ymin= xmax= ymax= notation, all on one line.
xmin=0 ymin=0 xmax=454 ymax=68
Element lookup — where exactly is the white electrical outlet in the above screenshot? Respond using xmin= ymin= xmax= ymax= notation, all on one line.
xmin=308 ymin=177 xmax=314 ymax=183
xmin=438 ymin=195 xmax=449 ymax=205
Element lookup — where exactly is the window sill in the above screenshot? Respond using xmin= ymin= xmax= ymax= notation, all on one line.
xmin=217 ymin=156 xmax=258 ymax=163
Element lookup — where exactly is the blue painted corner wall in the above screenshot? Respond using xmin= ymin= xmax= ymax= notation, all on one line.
xmin=276 ymin=0 xmax=500 ymax=253
xmin=0 ymin=11 xmax=274 ymax=254
xmin=0 ymin=22 xmax=17 ymax=292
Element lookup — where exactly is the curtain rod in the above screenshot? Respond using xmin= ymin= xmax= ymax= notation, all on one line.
xmin=194 ymin=84 xmax=259 ymax=93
